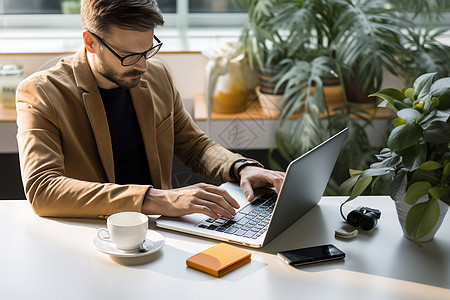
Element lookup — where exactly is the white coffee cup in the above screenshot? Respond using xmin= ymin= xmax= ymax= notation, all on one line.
xmin=97 ymin=212 xmax=148 ymax=251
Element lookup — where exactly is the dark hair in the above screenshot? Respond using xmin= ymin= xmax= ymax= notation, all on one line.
xmin=80 ymin=0 xmax=164 ymax=36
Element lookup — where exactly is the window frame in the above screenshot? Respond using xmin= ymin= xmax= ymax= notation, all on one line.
xmin=0 ymin=2 xmax=448 ymax=54
xmin=0 ymin=0 xmax=248 ymax=29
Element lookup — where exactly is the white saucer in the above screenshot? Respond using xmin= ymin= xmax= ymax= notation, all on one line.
xmin=93 ymin=230 xmax=165 ymax=257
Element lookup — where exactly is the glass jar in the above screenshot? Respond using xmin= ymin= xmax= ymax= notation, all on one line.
xmin=0 ymin=64 xmax=24 ymax=109
xmin=204 ymin=43 xmax=248 ymax=114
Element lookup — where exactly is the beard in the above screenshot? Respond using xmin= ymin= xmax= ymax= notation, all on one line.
xmin=96 ymin=52 xmax=145 ymax=89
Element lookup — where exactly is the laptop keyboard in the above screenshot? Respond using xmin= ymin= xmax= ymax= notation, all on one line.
xmin=196 ymin=193 xmax=276 ymax=239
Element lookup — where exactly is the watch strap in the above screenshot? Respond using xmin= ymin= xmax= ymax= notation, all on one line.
xmin=232 ymin=160 xmax=263 ymax=181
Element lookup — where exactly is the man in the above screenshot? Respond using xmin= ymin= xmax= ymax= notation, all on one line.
xmin=16 ymin=0 xmax=284 ymax=219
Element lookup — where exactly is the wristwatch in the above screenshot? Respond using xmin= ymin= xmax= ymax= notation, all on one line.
xmin=232 ymin=160 xmax=263 ymax=181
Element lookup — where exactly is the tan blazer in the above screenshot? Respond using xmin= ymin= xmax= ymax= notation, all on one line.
xmin=16 ymin=48 xmax=245 ymax=218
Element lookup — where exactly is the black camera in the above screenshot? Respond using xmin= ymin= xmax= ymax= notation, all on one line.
xmin=346 ymin=206 xmax=381 ymax=230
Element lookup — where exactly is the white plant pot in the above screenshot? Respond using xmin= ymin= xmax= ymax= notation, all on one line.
xmin=395 ymin=195 xmax=449 ymax=243
xmin=256 ymin=86 xmax=282 ymax=117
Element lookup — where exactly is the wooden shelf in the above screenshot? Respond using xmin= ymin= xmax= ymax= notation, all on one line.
xmin=194 ymin=95 xmax=277 ymax=121
xmin=2 ymin=94 xmax=394 ymax=123
xmin=0 ymin=108 xmax=16 ymax=123
xmin=194 ymin=94 xmax=395 ymax=121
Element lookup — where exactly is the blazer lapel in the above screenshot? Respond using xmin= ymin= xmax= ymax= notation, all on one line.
xmin=131 ymin=80 xmax=162 ymax=188
xmin=73 ymin=48 xmax=115 ymax=182
xmin=82 ymin=92 xmax=115 ymax=183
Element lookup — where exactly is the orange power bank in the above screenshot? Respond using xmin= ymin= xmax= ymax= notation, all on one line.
xmin=186 ymin=243 xmax=251 ymax=277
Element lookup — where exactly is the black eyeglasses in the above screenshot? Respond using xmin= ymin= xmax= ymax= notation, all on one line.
xmin=89 ymin=31 xmax=162 ymax=66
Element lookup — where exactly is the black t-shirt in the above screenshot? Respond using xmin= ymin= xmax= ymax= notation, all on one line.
xmin=99 ymin=87 xmax=152 ymax=185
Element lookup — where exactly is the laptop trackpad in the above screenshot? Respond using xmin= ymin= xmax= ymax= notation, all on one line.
xmin=220 ymin=182 xmax=276 ymax=207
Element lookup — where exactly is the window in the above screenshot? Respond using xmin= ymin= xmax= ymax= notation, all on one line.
xmin=0 ymin=0 xmax=241 ymax=14
xmin=189 ymin=0 xmax=241 ymax=13
xmin=0 ymin=0 xmax=247 ymax=53
xmin=0 ymin=0 xmax=176 ymax=14
xmin=2 ymin=1 xmax=446 ymax=53
xmin=1 ymin=0 xmax=61 ymax=14
xmin=0 ymin=0 xmax=245 ymax=27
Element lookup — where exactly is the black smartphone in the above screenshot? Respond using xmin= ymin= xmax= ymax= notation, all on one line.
xmin=277 ymin=244 xmax=345 ymax=266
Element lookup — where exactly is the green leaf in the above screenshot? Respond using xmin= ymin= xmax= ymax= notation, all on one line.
xmin=369 ymin=154 xmax=402 ymax=169
xmin=390 ymin=170 xmax=407 ymax=201
xmin=361 ymin=167 xmax=392 ymax=177
xmin=405 ymin=181 xmax=432 ymax=205
xmin=338 ymin=175 xmax=360 ymax=196
xmin=393 ymin=100 xmax=411 ymax=110
xmin=413 ymin=101 xmax=424 ymax=111
xmin=399 ymin=143 xmax=427 ymax=171
xmin=349 ymin=169 xmax=363 ymax=177
xmin=418 ymin=161 xmax=442 ymax=171
xmin=377 ymin=99 xmax=396 ymax=111
xmin=393 ymin=117 xmax=406 ymax=127
xmin=348 ymin=176 xmax=372 ymax=201
xmin=413 ymin=72 xmax=436 ymax=101
xmin=397 ymin=108 xmax=423 ymax=123
xmin=423 ymin=121 xmax=450 ymax=144
xmin=404 ymin=88 xmax=415 ymax=99
xmin=388 ymin=123 xmax=423 ymax=153
xmin=375 ymin=148 xmax=393 ymax=160
xmin=424 ymin=96 xmax=439 ymax=114
xmin=436 ymin=93 xmax=450 ymax=110
xmin=406 ymin=198 xmax=440 ymax=240
xmin=403 ymin=98 xmax=413 ymax=106
xmin=428 ymin=187 xmax=445 ymax=201
xmin=430 ymin=77 xmax=450 ymax=97
xmin=410 ymin=169 xmax=441 ymax=186
xmin=371 ymin=88 xmax=405 ymax=112
xmin=444 ymin=163 xmax=450 ymax=177
xmin=419 ymin=110 xmax=437 ymax=126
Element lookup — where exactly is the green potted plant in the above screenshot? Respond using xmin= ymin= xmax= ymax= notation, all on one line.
xmin=233 ymin=0 xmax=281 ymax=70
xmin=233 ymin=0 xmax=290 ymax=95
xmin=339 ymin=72 xmax=450 ymax=243
xmin=236 ymin=0 xmax=450 ymax=194
xmin=267 ymin=0 xmax=401 ymax=186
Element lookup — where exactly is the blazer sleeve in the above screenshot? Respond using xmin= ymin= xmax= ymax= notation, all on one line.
xmin=16 ymin=79 xmax=149 ymax=218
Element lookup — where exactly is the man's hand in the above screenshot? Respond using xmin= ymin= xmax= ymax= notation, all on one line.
xmin=239 ymin=166 xmax=285 ymax=201
xmin=142 ymin=183 xmax=240 ymax=219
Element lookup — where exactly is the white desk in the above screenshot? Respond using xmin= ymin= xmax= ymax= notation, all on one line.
xmin=1 ymin=197 xmax=449 ymax=300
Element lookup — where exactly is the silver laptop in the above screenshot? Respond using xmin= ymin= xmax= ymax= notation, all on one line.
xmin=156 ymin=128 xmax=348 ymax=248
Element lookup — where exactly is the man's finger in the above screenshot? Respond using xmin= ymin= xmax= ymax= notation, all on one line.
xmin=201 ymin=185 xmax=240 ymax=209
xmin=272 ymin=172 xmax=285 ymax=194
xmin=190 ymin=204 xmax=219 ymax=219
xmin=193 ymin=198 xmax=234 ymax=219
xmin=240 ymin=180 xmax=255 ymax=202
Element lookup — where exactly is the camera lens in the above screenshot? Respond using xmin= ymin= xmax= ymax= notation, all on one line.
xmin=346 ymin=210 xmax=361 ymax=227
xmin=359 ymin=212 xmax=378 ymax=230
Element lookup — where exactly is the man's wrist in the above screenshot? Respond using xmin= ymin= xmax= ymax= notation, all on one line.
xmin=232 ymin=160 xmax=263 ymax=181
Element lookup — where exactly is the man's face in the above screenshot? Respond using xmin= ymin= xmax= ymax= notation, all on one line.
xmin=92 ymin=27 xmax=155 ymax=89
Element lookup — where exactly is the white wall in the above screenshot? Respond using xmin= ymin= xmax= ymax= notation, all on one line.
xmin=0 ymin=52 xmax=208 ymax=153
xmin=0 ymin=52 xmax=208 ymax=113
